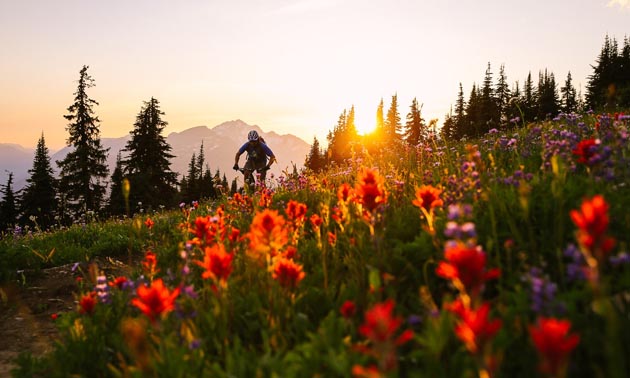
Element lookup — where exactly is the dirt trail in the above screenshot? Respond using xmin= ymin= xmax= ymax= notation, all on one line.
xmin=0 ymin=259 xmax=129 ymax=376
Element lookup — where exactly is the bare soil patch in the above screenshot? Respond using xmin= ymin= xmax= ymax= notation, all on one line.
xmin=0 ymin=258 xmax=130 ymax=376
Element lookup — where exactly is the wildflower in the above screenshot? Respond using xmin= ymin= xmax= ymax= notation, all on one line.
xmin=51 ymin=313 xmax=58 ymax=320
xmin=246 ymin=209 xmax=288 ymax=262
xmin=340 ymin=300 xmax=356 ymax=319
xmin=285 ymin=200 xmax=308 ymax=223
xmin=79 ymin=291 xmax=97 ymax=315
xmin=109 ymin=276 xmax=129 ymax=290
xmin=142 ymin=251 xmax=159 ymax=279
xmin=308 ymin=212 xmax=322 ymax=226
xmin=352 ymin=364 xmax=383 ymax=378
xmin=131 ymin=278 xmax=180 ymax=323
xmin=446 ymin=300 xmax=502 ymax=354
xmin=436 ymin=244 xmax=500 ymax=298
xmin=570 ymin=195 xmax=616 ymax=258
xmin=529 ymin=317 xmax=580 ymax=376
xmin=144 ymin=217 xmax=154 ymax=229
xmin=573 ymin=138 xmax=598 ymax=165
xmin=271 ymin=257 xmax=305 ymax=289
xmin=412 ymin=185 xmax=443 ymax=212
xmin=337 ymin=183 xmax=354 ymax=203
xmin=195 ymin=243 xmax=233 ymax=288
xmin=354 ymin=167 xmax=387 ymax=214
xmin=356 ymin=299 xmax=413 ymax=371
xmin=328 ymin=231 xmax=337 ymax=246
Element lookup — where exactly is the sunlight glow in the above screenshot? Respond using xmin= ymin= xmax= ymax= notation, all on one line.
xmin=608 ymin=0 xmax=630 ymax=9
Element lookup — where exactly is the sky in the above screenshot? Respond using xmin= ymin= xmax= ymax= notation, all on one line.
xmin=1 ymin=0 xmax=629 ymax=151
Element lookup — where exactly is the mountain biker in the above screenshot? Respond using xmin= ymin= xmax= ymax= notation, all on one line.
xmin=233 ymin=130 xmax=276 ymax=187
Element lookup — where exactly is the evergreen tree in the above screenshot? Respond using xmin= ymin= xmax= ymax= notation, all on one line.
xmin=123 ymin=97 xmax=177 ymax=212
xmin=537 ymin=69 xmax=560 ymax=119
xmin=57 ymin=65 xmax=109 ymax=218
xmin=375 ymin=98 xmax=385 ymax=139
xmin=522 ymin=72 xmax=536 ymax=121
xmin=495 ymin=64 xmax=511 ymax=121
xmin=403 ymin=97 xmax=425 ymax=146
xmin=464 ymin=84 xmax=481 ymax=137
xmin=0 ymin=172 xmax=18 ymax=232
xmin=440 ymin=108 xmax=456 ymax=140
xmin=587 ymin=34 xmax=620 ymax=110
xmin=20 ymin=133 xmax=58 ymax=229
xmin=230 ymin=179 xmax=238 ymax=195
xmin=453 ymin=83 xmax=466 ymax=139
xmin=305 ymin=137 xmax=324 ymax=172
xmin=181 ymin=152 xmax=198 ymax=202
xmin=385 ymin=93 xmax=402 ymax=144
xmin=106 ymin=152 xmax=127 ymax=216
xmin=561 ymin=71 xmax=578 ymax=113
xmin=479 ymin=62 xmax=499 ymax=134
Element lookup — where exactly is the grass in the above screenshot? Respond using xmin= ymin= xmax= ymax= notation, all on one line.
xmin=2 ymin=112 xmax=630 ymax=377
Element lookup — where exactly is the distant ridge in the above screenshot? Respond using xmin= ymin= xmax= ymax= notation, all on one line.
xmin=0 ymin=121 xmax=311 ymax=191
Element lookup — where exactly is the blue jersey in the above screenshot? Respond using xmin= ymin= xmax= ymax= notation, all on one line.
xmin=238 ymin=141 xmax=274 ymax=163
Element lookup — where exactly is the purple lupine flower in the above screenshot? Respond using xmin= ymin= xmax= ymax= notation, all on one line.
xmin=564 ymin=244 xmax=586 ymax=282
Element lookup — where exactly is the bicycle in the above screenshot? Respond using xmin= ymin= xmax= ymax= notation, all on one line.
xmin=236 ymin=166 xmax=269 ymax=191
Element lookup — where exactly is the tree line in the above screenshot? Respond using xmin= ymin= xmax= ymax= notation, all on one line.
xmin=0 ymin=66 xmax=230 ymax=234
xmin=305 ymin=34 xmax=630 ymax=171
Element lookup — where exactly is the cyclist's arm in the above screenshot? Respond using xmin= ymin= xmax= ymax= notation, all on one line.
xmin=261 ymin=144 xmax=276 ymax=168
xmin=235 ymin=143 xmax=248 ymax=166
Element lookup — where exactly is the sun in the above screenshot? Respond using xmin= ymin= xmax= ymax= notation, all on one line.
xmin=354 ymin=110 xmax=377 ymax=135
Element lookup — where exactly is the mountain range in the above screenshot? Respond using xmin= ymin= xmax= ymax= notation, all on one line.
xmin=0 ymin=120 xmax=312 ymax=192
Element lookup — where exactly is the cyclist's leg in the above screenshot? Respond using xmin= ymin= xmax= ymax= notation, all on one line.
xmin=243 ymin=160 xmax=256 ymax=190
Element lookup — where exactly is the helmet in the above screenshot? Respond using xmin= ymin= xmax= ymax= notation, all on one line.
xmin=247 ymin=130 xmax=259 ymax=141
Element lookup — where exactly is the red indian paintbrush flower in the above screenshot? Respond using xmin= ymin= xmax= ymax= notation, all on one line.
xmin=412 ymin=185 xmax=444 ymax=212
xmin=572 ymin=139 xmax=598 ymax=165
xmin=195 ymin=243 xmax=233 ymax=287
xmin=356 ymin=299 xmax=414 ymax=372
xmin=247 ymin=209 xmax=289 ymax=261
xmin=354 ymin=167 xmax=388 ymax=213
xmin=271 ymin=257 xmax=305 ymax=289
xmin=144 ymin=217 xmax=154 ymax=229
xmin=79 ymin=291 xmax=97 ymax=315
xmin=131 ymin=278 xmax=180 ymax=323
xmin=529 ymin=317 xmax=580 ymax=377
xmin=337 ymin=183 xmax=355 ymax=203
xmin=142 ymin=250 xmax=159 ymax=278
xmin=570 ymin=195 xmax=615 ymax=258
xmin=340 ymin=300 xmax=356 ymax=319
xmin=193 ymin=215 xmax=212 ymax=241
xmin=285 ymin=200 xmax=308 ymax=223
xmin=109 ymin=276 xmax=128 ymax=290
xmin=446 ymin=300 xmax=502 ymax=354
xmin=436 ymin=244 xmax=500 ymax=297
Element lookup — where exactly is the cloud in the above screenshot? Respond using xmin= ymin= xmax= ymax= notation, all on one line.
xmin=608 ymin=0 xmax=630 ymax=9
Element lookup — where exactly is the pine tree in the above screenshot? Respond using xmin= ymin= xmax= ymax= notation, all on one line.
xmin=404 ymin=98 xmax=425 ymax=146
xmin=0 ymin=172 xmax=18 ymax=232
xmin=561 ymin=71 xmax=578 ymax=113
xmin=522 ymin=72 xmax=536 ymax=121
xmin=181 ymin=152 xmax=197 ymax=202
xmin=19 ymin=133 xmax=58 ymax=229
xmin=495 ymin=64 xmax=511 ymax=122
xmin=305 ymin=137 xmax=324 ymax=172
xmin=452 ymin=83 xmax=466 ymax=139
xmin=479 ymin=62 xmax=499 ymax=134
xmin=587 ymin=35 xmax=620 ymax=110
xmin=375 ymin=98 xmax=385 ymax=139
xmin=537 ymin=69 xmax=560 ymax=119
xmin=385 ymin=93 xmax=401 ymax=144
xmin=122 ymin=97 xmax=177 ymax=212
xmin=57 ymin=65 xmax=109 ymax=218
xmin=106 ymin=152 xmax=127 ymax=216
xmin=464 ymin=84 xmax=481 ymax=137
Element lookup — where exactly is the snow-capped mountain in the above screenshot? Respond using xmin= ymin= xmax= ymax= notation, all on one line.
xmin=0 ymin=120 xmax=311 ymax=191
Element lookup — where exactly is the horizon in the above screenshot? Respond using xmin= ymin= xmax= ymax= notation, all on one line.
xmin=1 ymin=0 xmax=630 ymax=150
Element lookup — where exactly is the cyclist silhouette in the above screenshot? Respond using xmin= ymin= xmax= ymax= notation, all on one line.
xmin=233 ymin=130 xmax=276 ymax=189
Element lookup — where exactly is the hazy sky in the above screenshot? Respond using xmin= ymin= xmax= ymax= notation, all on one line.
xmin=1 ymin=0 xmax=629 ymax=151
